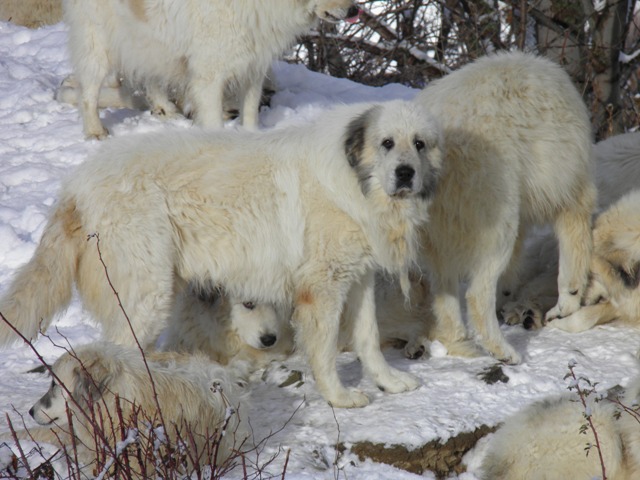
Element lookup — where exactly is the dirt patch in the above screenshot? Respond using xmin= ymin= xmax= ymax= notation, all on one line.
xmin=342 ymin=424 xmax=495 ymax=478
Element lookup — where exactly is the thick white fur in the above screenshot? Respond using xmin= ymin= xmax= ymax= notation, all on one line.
xmin=62 ymin=0 xmax=358 ymax=138
xmin=0 ymin=100 xmax=443 ymax=407
xmin=0 ymin=0 xmax=62 ymax=28
xmin=480 ymin=379 xmax=640 ymax=480
xmin=160 ymin=285 xmax=295 ymax=369
xmin=19 ymin=343 xmax=247 ymax=476
xmin=415 ymin=51 xmax=596 ymax=363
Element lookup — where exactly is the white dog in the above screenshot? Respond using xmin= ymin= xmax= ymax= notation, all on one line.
xmin=160 ymin=284 xmax=295 ymax=369
xmin=0 ymin=100 xmax=443 ymax=408
xmin=12 ymin=343 xmax=248 ymax=477
xmin=62 ymin=0 xmax=360 ymax=138
xmin=414 ymin=51 xmax=596 ymax=363
xmin=480 ymin=378 xmax=640 ymax=479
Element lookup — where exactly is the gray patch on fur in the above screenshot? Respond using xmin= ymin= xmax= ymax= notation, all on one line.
xmin=344 ymin=107 xmax=379 ymax=196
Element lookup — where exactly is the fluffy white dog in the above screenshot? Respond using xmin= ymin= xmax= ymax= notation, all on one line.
xmin=160 ymin=284 xmax=295 ymax=369
xmin=62 ymin=0 xmax=360 ymax=138
xmin=481 ymin=378 xmax=640 ymax=479
xmin=12 ymin=343 xmax=248 ymax=477
xmin=0 ymin=100 xmax=443 ymax=408
xmin=414 ymin=51 xmax=596 ymax=363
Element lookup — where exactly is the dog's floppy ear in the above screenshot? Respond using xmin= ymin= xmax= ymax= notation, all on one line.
xmin=344 ymin=107 xmax=377 ymax=167
xmin=617 ymin=262 xmax=640 ymax=289
xmin=73 ymin=354 xmax=118 ymax=402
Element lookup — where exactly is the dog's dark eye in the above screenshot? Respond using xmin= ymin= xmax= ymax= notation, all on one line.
xmin=414 ymin=139 xmax=425 ymax=151
xmin=381 ymin=138 xmax=394 ymax=150
xmin=242 ymin=301 xmax=255 ymax=310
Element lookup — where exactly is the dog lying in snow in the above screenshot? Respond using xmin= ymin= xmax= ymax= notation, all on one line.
xmin=480 ymin=376 xmax=640 ymax=479
xmin=4 ymin=343 xmax=248 ymax=477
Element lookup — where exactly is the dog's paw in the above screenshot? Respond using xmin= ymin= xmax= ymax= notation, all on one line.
xmin=85 ymin=127 xmax=109 ymax=141
xmin=547 ymin=311 xmax=589 ymax=333
xmin=403 ymin=337 xmax=430 ymax=360
xmin=376 ymin=369 xmax=420 ymax=394
xmin=442 ymin=339 xmax=484 ymax=358
xmin=546 ymin=292 xmax=581 ymax=322
xmin=326 ymin=388 xmax=369 ymax=409
xmin=500 ymin=301 xmax=523 ymax=325
xmin=490 ymin=342 xmax=521 ymax=365
xmin=501 ymin=301 xmax=544 ymax=330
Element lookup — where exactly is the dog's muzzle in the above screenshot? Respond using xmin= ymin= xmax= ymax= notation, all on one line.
xmin=395 ymin=164 xmax=415 ymax=192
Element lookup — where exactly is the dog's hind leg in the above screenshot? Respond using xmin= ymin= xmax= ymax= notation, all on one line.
xmin=187 ymin=72 xmax=225 ymax=129
xmin=496 ymin=227 xmax=527 ymax=311
xmin=239 ymin=76 xmax=263 ymax=129
xmin=429 ymin=275 xmax=483 ymax=358
xmin=466 ymin=246 xmax=522 ymax=364
xmin=146 ymin=81 xmax=179 ymax=118
xmin=79 ymin=229 xmax=176 ymax=348
xmin=546 ymin=187 xmax=595 ymax=322
xmin=344 ymin=270 xmax=419 ymax=394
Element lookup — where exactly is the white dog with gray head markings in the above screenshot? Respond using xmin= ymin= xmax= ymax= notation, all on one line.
xmin=19 ymin=343 xmax=248 ymax=476
xmin=62 ymin=0 xmax=360 ymax=138
xmin=0 ymin=100 xmax=443 ymax=408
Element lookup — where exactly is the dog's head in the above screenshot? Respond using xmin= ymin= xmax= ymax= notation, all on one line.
xmin=581 ymin=203 xmax=640 ymax=306
xmin=230 ymin=300 xmax=287 ymax=350
xmin=313 ymin=0 xmax=360 ymax=23
xmin=344 ymin=101 xmax=443 ymax=200
xmin=29 ymin=347 xmax=119 ymax=426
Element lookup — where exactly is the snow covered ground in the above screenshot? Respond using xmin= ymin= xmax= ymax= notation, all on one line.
xmin=1 ymin=20 xmax=640 ymax=480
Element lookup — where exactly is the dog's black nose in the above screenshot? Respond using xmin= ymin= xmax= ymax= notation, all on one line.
xmin=523 ymin=316 xmax=534 ymax=330
xmin=346 ymin=5 xmax=360 ymax=18
xmin=29 ymin=407 xmax=34 ymax=418
xmin=395 ymin=164 xmax=415 ymax=188
xmin=260 ymin=333 xmax=277 ymax=347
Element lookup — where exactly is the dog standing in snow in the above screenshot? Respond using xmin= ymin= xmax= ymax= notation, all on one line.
xmin=414 ymin=51 xmax=596 ymax=363
xmin=0 ymin=100 xmax=442 ymax=407
xmin=62 ymin=0 xmax=360 ymax=138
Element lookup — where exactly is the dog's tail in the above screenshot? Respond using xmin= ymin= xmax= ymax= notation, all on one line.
xmin=0 ymin=197 xmax=84 ymax=347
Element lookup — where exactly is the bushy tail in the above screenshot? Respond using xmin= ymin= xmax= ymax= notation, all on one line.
xmin=0 ymin=197 xmax=83 ymax=346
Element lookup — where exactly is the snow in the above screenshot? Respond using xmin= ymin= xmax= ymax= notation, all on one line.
xmin=1 ymin=19 xmax=640 ymax=480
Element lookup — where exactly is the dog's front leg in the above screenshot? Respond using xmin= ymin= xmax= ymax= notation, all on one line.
xmin=293 ymin=285 xmax=369 ymax=408
xmin=548 ymin=302 xmax=618 ymax=333
xmin=344 ymin=270 xmax=420 ymax=394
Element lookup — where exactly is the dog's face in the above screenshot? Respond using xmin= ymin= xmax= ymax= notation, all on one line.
xmin=344 ymin=101 xmax=443 ymax=199
xmin=29 ymin=350 xmax=114 ymax=426
xmin=30 ymin=376 xmax=70 ymax=426
xmin=313 ymin=0 xmax=360 ymax=23
xmin=230 ymin=300 xmax=284 ymax=350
